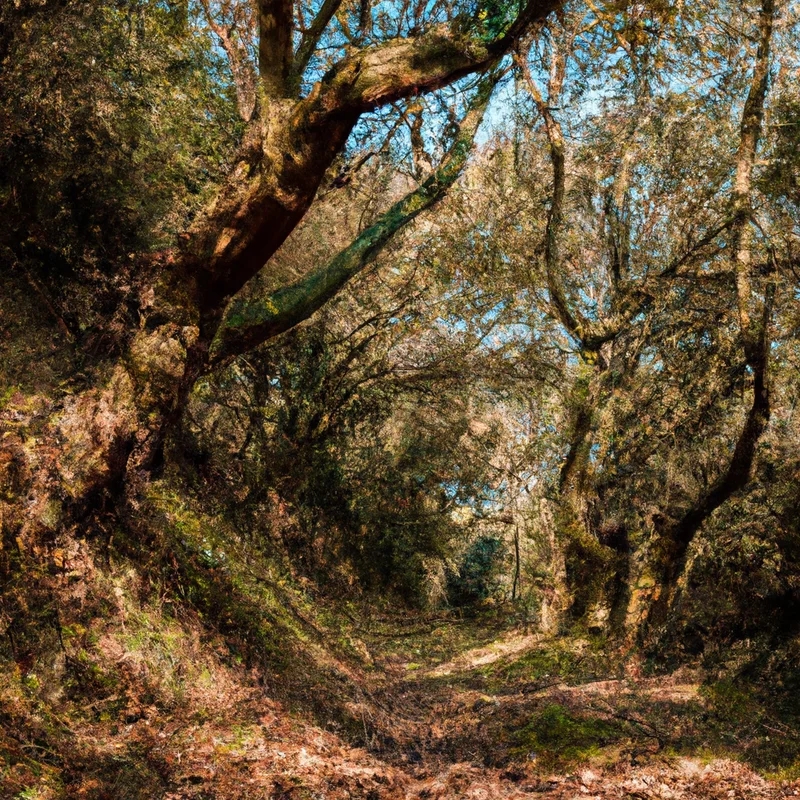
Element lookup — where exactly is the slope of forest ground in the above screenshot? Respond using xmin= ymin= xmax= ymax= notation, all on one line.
xmin=3 ymin=493 xmax=800 ymax=800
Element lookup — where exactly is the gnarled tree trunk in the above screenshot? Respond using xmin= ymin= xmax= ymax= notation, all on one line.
xmin=629 ymin=0 xmax=777 ymax=645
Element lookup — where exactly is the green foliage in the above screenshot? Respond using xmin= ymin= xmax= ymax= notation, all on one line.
xmin=471 ymin=0 xmax=520 ymax=41
xmin=447 ymin=536 xmax=505 ymax=606
xmin=0 ymin=0 xmax=240 ymax=334
xmin=188 ymin=292 xmax=510 ymax=603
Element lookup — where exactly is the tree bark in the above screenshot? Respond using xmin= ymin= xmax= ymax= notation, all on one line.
xmin=185 ymin=1 xmax=561 ymax=309
xmin=209 ymin=72 xmax=500 ymax=363
xmin=0 ymin=70 xmax=503 ymax=556
xmin=259 ymin=0 xmax=294 ymax=96
xmin=517 ymin=28 xmax=640 ymax=628
xmin=0 ymin=0 xmax=560 ymax=594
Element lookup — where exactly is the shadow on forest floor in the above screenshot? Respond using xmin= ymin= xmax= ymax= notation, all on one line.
xmin=3 ymin=536 xmax=800 ymax=800
xmin=354 ymin=610 xmax=800 ymax=796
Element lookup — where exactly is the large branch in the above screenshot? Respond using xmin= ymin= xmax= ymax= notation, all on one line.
xmin=515 ymin=43 xmax=587 ymax=345
xmin=518 ymin=22 xmax=657 ymax=359
xmin=184 ymin=0 xmax=562 ymax=309
xmin=517 ymin=32 xmax=636 ymax=357
xmin=259 ymin=0 xmax=294 ymax=95
xmin=208 ymin=73 xmax=501 ymax=364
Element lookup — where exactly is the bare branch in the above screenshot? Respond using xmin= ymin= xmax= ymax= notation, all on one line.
xmin=290 ymin=0 xmax=345 ymax=92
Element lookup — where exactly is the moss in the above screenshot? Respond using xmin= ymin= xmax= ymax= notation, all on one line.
xmin=114 ymin=482 xmax=369 ymax=736
xmin=511 ymin=704 xmax=627 ymax=769
xmin=0 ymin=384 xmax=20 ymax=411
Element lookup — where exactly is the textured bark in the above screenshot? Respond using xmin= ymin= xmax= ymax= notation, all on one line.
xmin=259 ymin=0 xmax=294 ymax=96
xmin=185 ymin=0 xmax=562 ymax=309
xmin=0 ymin=0 xmax=561 ymax=573
xmin=1 ymin=312 xmax=204 ymax=549
xmin=558 ymin=376 xmax=594 ymax=495
xmin=518 ymin=35 xmax=634 ymax=628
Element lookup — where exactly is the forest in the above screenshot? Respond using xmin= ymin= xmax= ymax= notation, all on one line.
xmin=1 ymin=0 xmax=800 ymax=796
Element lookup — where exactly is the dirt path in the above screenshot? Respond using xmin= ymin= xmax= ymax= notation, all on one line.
xmin=21 ymin=615 xmax=796 ymax=799
xmin=351 ymin=623 xmax=800 ymax=799
xmin=100 ymin=622 xmax=800 ymax=798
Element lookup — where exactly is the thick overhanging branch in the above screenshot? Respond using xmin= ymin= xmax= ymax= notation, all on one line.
xmin=208 ymin=73 xmax=501 ymax=364
xmin=186 ymin=0 xmax=562 ymax=308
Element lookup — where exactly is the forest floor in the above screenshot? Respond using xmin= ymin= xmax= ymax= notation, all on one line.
xmin=137 ymin=609 xmax=800 ymax=799
xmin=5 ymin=550 xmax=800 ymax=800
xmin=15 ymin=609 xmax=800 ymax=800
xmin=352 ymin=613 xmax=800 ymax=799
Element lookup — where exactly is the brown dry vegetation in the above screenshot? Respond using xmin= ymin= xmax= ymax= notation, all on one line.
xmin=2 ymin=494 xmax=799 ymax=799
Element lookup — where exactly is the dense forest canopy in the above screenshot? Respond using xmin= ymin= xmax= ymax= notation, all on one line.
xmin=2 ymin=0 xmax=800 ymax=797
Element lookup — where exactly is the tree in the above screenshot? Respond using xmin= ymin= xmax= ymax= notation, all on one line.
xmin=634 ymin=0 xmax=779 ymax=641
xmin=0 ymin=0 xmax=561 ymax=554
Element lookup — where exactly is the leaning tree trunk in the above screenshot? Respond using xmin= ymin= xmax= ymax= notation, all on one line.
xmin=631 ymin=293 xmax=773 ymax=643
xmin=0 ymin=70 xmax=500 ymax=563
xmin=629 ymin=0 xmax=776 ymax=646
xmin=1 ymin=3 xmax=562 ymax=657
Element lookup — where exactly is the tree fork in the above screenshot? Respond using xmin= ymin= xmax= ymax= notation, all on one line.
xmin=184 ymin=0 xmax=562 ymax=310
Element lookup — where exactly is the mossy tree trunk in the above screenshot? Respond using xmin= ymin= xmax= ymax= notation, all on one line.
xmin=0 ymin=47 xmax=517 ymax=561
xmin=517 ymin=26 xmax=644 ymax=633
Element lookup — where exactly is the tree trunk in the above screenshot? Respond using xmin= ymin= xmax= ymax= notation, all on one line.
xmin=1 ymin=302 xmax=203 ymax=549
xmin=633 ymin=332 xmax=773 ymax=642
xmin=0 ymin=72 xmax=500 ymax=559
xmin=1 ymin=0 xmax=561 ymax=642
xmin=631 ymin=0 xmax=776 ymax=645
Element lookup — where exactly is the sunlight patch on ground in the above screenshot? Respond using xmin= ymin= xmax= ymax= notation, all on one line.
xmin=425 ymin=632 xmax=542 ymax=677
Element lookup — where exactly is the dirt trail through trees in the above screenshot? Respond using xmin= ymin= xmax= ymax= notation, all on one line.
xmin=3 ymin=583 xmax=797 ymax=799
xmin=132 ymin=620 xmax=797 ymax=798
xmin=303 ymin=623 xmax=798 ymax=799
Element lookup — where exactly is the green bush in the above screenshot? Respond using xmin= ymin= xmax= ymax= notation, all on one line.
xmin=447 ymin=535 xmax=504 ymax=606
